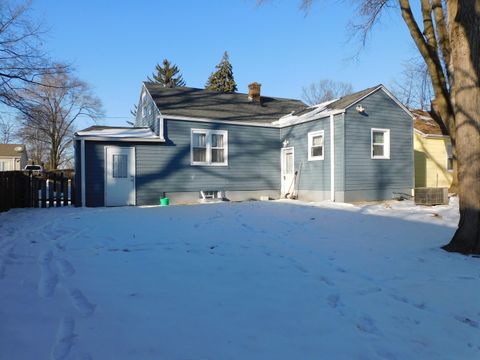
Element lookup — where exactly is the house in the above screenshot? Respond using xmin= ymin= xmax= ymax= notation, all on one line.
xmin=0 ymin=144 xmax=28 ymax=171
xmin=74 ymin=83 xmax=413 ymax=207
xmin=412 ymin=109 xmax=452 ymax=188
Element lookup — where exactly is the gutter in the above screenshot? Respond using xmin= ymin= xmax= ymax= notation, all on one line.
xmin=73 ymin=136 xmax=165 ymax=142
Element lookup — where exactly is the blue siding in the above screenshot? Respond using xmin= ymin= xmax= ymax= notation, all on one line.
xmin=83 ymin=119 xmax=281 ymax=206
xmin=85 ymin=141 xmax=106 ymax=207
xmin=74 ymin=140 xmax=82 ymax=206
xmin=136 ymin=119 xmax=281 ymax=205
xmin=79 ymin=88 xmax=413 ymax=206
xmin=334 ymin=113 xmax=345 ymax=192
xmin=344 ymin=90 xmax=413 ymax=200
xmin=280 ymin=117 xmax=331 ymax=191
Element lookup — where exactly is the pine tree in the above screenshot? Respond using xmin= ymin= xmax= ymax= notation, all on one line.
xmin=148 ymin=59 xmax=186 ymax=88
xmin=205 ymin=51 xmax=237 ymax=92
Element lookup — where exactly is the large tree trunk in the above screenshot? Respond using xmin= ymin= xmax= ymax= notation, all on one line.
xmin=442 ymin=0 xmax=480 ymax=254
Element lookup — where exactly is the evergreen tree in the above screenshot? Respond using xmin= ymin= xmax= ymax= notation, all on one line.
xmin=205 ymin=51 xmax=237 ymax=92
xmin=148 ymin=59 xmax=186 ymax=88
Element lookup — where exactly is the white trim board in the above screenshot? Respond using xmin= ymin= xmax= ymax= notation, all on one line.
xmin=74 ymin=136 xmax=165 ymax=142
xmin=414 ymin=128 xmax=449 ymax=139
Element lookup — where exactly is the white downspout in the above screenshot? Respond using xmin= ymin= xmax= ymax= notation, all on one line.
xmin=157 ymin=114 xmax=165 ymax=141
xmin=81 ymin=139 xmax=86 ymax=207
xmin=330 ymin=114 xmax=335 ymax=201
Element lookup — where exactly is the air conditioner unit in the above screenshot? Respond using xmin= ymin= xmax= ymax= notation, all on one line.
xmin=414 ymin=187 xmax=449 ymax=206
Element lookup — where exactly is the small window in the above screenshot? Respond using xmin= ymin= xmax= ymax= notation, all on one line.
xmin=447 ymin=143 xmax=453 ymax=172
xmin=113 ymin=154 xmax=128 ymax=178
xmin=191 ymin=129 xmax=228 ymax=166
xmin=308 ymin=130 xmax=325 ymax=161
xmin=371 ymin=128 xmax=390 ymax=159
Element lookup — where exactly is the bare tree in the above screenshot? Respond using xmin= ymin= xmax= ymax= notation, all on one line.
xmin=391 ymin=59 xmax=434 ymax=111
xmin=0 ymin=0 xmax=64 ymax=110
xmin=261 ymin=1 xmax=480 ymax=254
xmin=0 ymin=115 xmax=16 ymax=143
xmin=301 ymin=79 xmax=353 ymax=105
xmin=17 ymin=67 xmax=103 ymax=169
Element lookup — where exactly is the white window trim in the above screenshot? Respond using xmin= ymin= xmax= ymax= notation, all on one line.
xmin=371 ymin=128 xmax=390 ymax=159
xmin=190 ymin=129 xmax=228 ymax=166
xmin=308 ymin=130 xmax=325 ymax=161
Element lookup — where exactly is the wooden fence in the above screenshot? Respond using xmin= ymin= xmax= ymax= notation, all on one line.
xmin=0 ymin=171 xmax=75 ymax=212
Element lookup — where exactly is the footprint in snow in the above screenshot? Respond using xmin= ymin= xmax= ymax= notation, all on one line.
xmin=356 ymin=316 xmax=379 ymax=335
xmin=317 ymin=275 xmax=334 ymax=286
xmin=51 ymin=316 xmax=76 ymax=360
xmin=327 ymin=294 xmax=342 ymax=309
xmin=68 ymin=289 xmax=95 ymax=317
xmin=356 ymin=287 xmax=382 ymax=296
xmin=56 ymin=258 xmax=75 ymax=278
xmin=38 ymin=269 xmax=58 ymax=298
xmin=38 ymin=250 xmax=58 ymax=297
xmin=375 ymin=348 xmax=398 ymax=360
xmin=389 ymin=293 xmax=426 ymax=310
xmin=454 ymin=315 xmax=479 ymax=329
xmin=38 ymin=249 xmax=54 ymax=265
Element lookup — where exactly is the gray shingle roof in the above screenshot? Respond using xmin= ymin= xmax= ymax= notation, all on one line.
xmin=325 ymin=85 xmax=381 ymax=110
xmin=145 ymin=83 xmax=306 ymax=123
xmin=0 ymin=144 xmax=26 ymax=157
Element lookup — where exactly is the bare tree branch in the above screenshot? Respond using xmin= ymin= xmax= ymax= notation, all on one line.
xmin=17 ymin=67 xmax=104 ymax=169
xmin=301 ymin=79 xmax=353 ymax=105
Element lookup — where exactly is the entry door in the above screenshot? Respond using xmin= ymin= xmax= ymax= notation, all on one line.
xmin=281 ymin=147 xmax=295 ymax=197
xmin=105 ymin=146 xmax=136 ymax=206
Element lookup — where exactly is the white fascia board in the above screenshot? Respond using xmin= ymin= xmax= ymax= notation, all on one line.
xmin=275 ymin=109 xmax=345 ymax=128
xmin=414 ymin=128 xmax=449 ymax=139
xmin=73 ymin=136 xmax=165 ymax=142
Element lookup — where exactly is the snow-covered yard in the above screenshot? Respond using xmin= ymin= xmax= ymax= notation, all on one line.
xmin=1 ymin=199 xmax=479 ymax=360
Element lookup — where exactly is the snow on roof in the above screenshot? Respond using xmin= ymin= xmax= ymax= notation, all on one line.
xmin=75 ymin=126 xmax=164 ymax=141
xmin=273 ymin=99 xmax=340 ymax=126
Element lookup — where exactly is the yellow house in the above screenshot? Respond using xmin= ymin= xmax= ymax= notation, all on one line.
xmin=413 ymin=110 xmax=452 ymax=188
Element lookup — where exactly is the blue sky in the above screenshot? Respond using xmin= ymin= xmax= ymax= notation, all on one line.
xmin=31 ymin=0 xmax=416 ymax=128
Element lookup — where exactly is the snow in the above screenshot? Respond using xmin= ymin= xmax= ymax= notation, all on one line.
xmin=1 ymin=198 xmax=479 ymax=359
xmin=273 ymin=99 xmax=339 ymax=126
xmin=75 ymin=127 xmax=162 ymax=139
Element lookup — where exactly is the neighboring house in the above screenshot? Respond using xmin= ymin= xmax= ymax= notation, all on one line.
xmin=74 ymin=83 xmax=413 ymax=207
xmin=0 ymin=144 xmax=28 ymax=171
xmin=413 ymin=110 xmax=452 ymax=188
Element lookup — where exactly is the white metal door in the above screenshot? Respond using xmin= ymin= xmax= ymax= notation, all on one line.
xmin=105 ymin=146 xmax=135 ymax=206
xmin=281 ymin=147 xmax=295 ymax=197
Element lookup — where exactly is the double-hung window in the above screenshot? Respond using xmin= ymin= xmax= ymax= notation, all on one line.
xmin=308 ymin=130 xmax=325 ymax=161
xmin=191 ymin=129 xmax=228 ymax=166
xmin=371 ymin=128 xmax=390 ymax=159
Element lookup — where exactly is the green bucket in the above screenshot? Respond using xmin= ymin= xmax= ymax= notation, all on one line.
xmin=160 ymin=197 xmax=170 ymax=206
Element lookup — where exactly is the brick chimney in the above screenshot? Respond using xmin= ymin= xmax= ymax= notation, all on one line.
xmin=248 ymin=82 xmax=262 ymax=103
